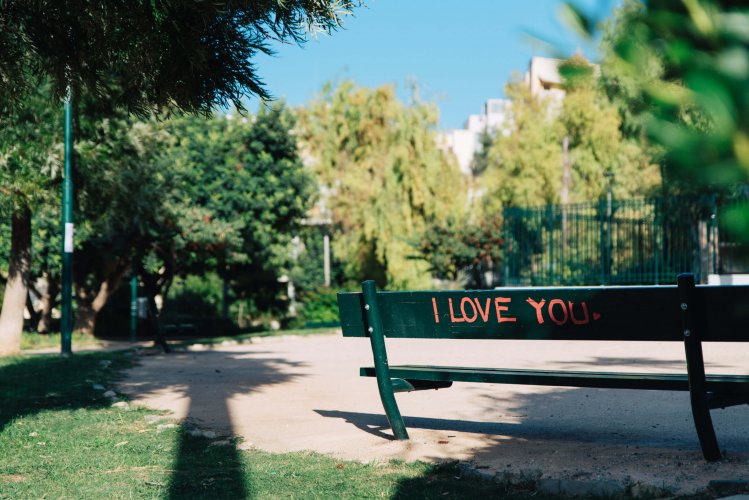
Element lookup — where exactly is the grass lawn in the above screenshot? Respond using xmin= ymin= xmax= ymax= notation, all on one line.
xmin=0 ymin=350 xmax=548 ymax=499
xmin=19 ymin=326 xmax=336 ymax=353
xmin=20 ymin=331 xmax=103 ymax=351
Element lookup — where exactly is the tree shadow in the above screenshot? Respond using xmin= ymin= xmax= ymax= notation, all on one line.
xmin=323 ymin=383 xmax=749 ymax=449
xmin=119 ymin=348 xmax=308 ymax=499
xmin=0 ymin=351 xmax=125 ymax=434
xmin=167 ymin=420 xmax=247 ymax=499
xmin=316 ymin=348 xmax=749 ymax=493
xmin=318 ymin=381 xmax=749 ymax=494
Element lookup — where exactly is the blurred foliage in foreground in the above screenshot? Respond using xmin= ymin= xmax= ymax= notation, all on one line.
xmin=567 ymin=0 xmax=749 ymax=240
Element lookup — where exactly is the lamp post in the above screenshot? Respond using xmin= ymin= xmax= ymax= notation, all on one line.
xmin=61 ymin=89 xmax=74 ymax=355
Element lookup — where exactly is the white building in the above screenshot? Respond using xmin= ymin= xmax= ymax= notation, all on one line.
xmin=438 ymin=98 xmax=510 ymax=175
xmin=526 ymin=56 xmax=566 ymax=100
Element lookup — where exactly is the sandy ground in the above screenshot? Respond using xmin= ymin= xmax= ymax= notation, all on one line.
xmin=118 ymin=333 xmax=749 ymax=495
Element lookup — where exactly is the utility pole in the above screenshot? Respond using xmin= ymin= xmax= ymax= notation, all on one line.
xmin=61 ymin=87 xmax=74 ymax=356
xmin=561 ymin=135 xmax=572 ymax=243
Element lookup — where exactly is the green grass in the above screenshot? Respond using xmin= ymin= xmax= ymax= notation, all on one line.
xmin=20 ymin=331 xmax=102 ymax=351
xmin=20 ymin=325 xmax=334 ymax=353
xmin=0 ymin=350 xmax=547 ymax=499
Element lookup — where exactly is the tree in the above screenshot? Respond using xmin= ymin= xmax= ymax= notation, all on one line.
xmin=29 ymin=204 xmax=62 ymax=333
xmin=0 ymin=0 xmax=358 ymax=354
xmin=556 ymin=55 xmax=661 ymax=201
xmin=0 ymin=1 xmax=360 ymax=114
xmin=164 ymin=104 xmax=314 ymax=319
xmin=72 ymin=112 xmax=174 ymax=335
xmin=0 ymin=81 xmax=61 ymax=354
xmin=417 ymin=216 xmax=504 ymax=289
xmin=566 ymin=0 xmax=749 ymax=235
xmin=298 ymin=81 xmax=467 ymax=289
xmin=482 ymin=57 xmax=660 ymax=212
xmin=481 ymin=78 xmax=565 ymax=209
xmin=597 ymin=0 xmax=663 ymax=142
xmin=13 ymin=103 xmax=313 ymax=338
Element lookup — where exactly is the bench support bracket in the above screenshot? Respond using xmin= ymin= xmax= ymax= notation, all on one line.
xmin=362 ymin=280 xmax=409 ymax=440
xmin=678 ymin=274 xmax=721 ymax=461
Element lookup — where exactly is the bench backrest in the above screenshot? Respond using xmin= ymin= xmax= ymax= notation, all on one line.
xmin=338 ymin=282 xmax=749 ymax=342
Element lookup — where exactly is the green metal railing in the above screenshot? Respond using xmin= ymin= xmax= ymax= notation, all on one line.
xmin=502 ymin=194 xmax=735 ymax=286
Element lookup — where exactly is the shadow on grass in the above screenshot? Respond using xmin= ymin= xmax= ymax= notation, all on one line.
xmin=0 ymin=350 xmax=287 ymax=498
xmin=0 ymin=351 xmax=127 ymax=433
xmin=120 ymin=349 xmax=307 ymax=499
xmin=167 ymin=425 xmax=247 ymax=499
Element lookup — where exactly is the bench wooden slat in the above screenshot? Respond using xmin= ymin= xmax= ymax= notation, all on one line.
xmin=360 ymin=366 xmax=749 ymax=393
xmin=339 ymin=285 xmax=749 ymax=342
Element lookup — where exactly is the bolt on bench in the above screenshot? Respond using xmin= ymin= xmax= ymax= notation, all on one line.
xmin=337 ymin=274 xmax=749 ymax=461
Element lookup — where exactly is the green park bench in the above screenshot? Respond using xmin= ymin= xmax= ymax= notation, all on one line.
xmin=337 ymin=274 xmax=749 ymax=461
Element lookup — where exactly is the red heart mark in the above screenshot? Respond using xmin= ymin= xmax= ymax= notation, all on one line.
xmin=593 ymin=312 xmax=601 ymax=321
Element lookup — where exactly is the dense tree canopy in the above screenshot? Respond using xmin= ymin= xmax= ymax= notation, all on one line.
xmin=165 ymin=104 xmax=314 ymax=313
xmin=0 ymin=0 xmax=360 ymax=114
xmin=0 ymin=80 xmax=61 ymax=353
xmin=0 ymin=90 xmax=314 ymax=347
xmin=0 ymin=0 xmax=359 ymax=353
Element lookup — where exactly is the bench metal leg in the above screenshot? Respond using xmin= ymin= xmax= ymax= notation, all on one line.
xmin=678 ymin=274 xmax=721 ymax=461
xmin=362 ymin=280 xmax=409 ymax=440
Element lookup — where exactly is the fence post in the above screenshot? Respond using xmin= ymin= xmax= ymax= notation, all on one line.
xmin=502 ymin=208 xmax=509 ymax=286
xmin=710 ymin=194 xmax=718 ymax=277
xmin=548 ymin=205 xmax=554 ymax=284
xmin=599 ymin=198 xmax=606 ymax=285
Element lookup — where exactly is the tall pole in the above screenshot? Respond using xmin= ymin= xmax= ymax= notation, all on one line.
xmin=61 ymin=88 xmax=74 ymax=355
xmin=604 ymin=171 xmax=614 ymax=285
xmin=323 ymin=233 xmax=331 ymax=287
xmin=561 ymin=135 xmax=571 ymax=248
xmin=129 ymin=274 xmax=137 ymax=342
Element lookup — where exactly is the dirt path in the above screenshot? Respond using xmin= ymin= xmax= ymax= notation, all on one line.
xmin=118 ymin=334 xmax=749 ymax=495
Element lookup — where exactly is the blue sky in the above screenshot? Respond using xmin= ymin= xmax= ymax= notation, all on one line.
xmin=250 ymin=0 xmax=619 ymax=129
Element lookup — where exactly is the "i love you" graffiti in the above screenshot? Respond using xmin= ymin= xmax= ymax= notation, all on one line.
xmin=431 ymin=296 xmax=602 ymax=327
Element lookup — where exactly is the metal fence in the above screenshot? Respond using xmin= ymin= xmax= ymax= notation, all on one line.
xmin=502 ymin=193 xmax=749 ymax=286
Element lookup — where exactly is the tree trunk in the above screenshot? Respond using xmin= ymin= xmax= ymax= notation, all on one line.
xmin=74 ymin=272 xmax=124 ymax=335
xmin=74 ymin=302 xmax=97 ymax=336
xmin=0 ymin=208 xmax=32 ymax=355
xmin=37 ymin=276 xmax=59 ymax=334
xmin=26 ymin=290 xmax=41 ymax=332
xmin=137 ymin=250 xmax=174 ymax=354
xmin=222 ymin=274 xmax=230 ymax=319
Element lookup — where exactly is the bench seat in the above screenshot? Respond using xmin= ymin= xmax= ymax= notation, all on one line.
xmin=361 ymin=365 xmax=749 ymax=396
